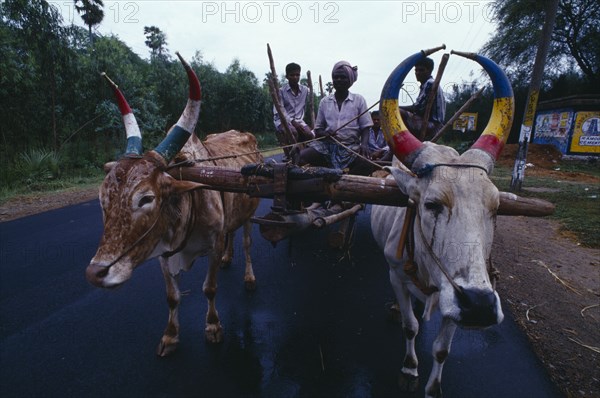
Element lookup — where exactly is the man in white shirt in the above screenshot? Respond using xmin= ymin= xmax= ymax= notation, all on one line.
xmin=273 ymin=63 xmax=313 ymax=143
xmin=298 ymin=61 xmax=373 ymax=175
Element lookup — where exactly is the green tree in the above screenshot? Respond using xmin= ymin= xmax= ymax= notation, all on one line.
xmin=0 ymin=0 xmax=74 ymax=151
xmin=144 ymin=25 xmax=168 ymax=59
xmin=481 ymin=0 xmax=599 ymax=85
xmin=74 ymin=0 xmax=104 ymax=44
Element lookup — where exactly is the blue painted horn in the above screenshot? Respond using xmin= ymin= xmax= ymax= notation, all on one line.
xmin=379 ymin=45 xmax=446 ymax=166
xmin=153 ymin=52 xmax=202 ymax=163
xmin=451 ymin=50 xmax=514 ymax=161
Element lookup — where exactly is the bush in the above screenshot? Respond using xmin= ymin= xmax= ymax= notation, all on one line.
xmin=14 ymin=147 xmax=62 ymax=185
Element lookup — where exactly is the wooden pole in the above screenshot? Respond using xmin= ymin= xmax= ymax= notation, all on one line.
xmin=431 ymin=87 xmax=484 ymax=143
xmin=268 ymin=79 xmax=294 ymax=155
xmin=306 ymin=70 xmax=316 ymax=129
xmin=267 ymin=43 xmax=297 ymax=154
xmin=420 ymin=53 xmax=449 ymax=140
xmin=510 ymin=0 xmax=559 ymax=191
xmin=318 ymin=75 xmax=324 ymax=98
xmin=167 ymin=164 xmax=555 ymax=217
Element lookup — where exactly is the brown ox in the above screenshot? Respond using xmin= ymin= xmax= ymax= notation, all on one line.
xmin=371 ymin=49 xmax=514 ymax=397
xmin=86 ymin=53 xmax=262 ymax=356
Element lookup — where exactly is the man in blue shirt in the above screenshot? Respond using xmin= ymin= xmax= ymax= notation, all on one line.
xmin=400 ymin=57 xmax=446 ymax=141
xmin=367 ymin=110 xmax=391 ymax=161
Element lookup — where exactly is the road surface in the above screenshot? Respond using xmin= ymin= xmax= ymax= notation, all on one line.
xmin=0 ymin=190 xmax=563 ymax=397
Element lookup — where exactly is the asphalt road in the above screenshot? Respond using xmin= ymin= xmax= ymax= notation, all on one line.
xmin=0 ymin=190 xmax=563 ymax=397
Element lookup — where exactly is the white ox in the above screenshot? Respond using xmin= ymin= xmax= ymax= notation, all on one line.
xmin=371 ymin=50 xmax=514 ymax=397
xmin=86 ymin=53 xmax=262 ymax=356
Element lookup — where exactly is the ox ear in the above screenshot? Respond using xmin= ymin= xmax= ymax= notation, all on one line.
xmin=103 ymin=161 xmax=117 ymax=174
xmin=385 ymin=167 xmax=416 ymax=196
xmin=169 ymin=179 xmax=206 ymax=195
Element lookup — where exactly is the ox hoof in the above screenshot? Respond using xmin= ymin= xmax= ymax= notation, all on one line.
xmin=398 ymin=372 xmax=419 ymax=393
xmin=205 ymin=324 xmax=223 ymax=343
xmin=425 ymin=380 xmax=442 ymax=398
xmin=244 ymin=277 xmax=257 ymax=291
xmin=386 ymin=301 xmax=402 ymax=323
xmin=220 ymin=259 xmax=232 ymax=269
xmin=156 ymin=338 xmax=179 ymax=357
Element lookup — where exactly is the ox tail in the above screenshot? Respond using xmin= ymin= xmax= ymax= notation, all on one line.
xmin=379 ymin=45 xmax=445 ymax=168
xmin=101 ymin=72 xmax=143 ymax=157
xmin=451 ymin=51 xmax=514 ymax=161
xmin=153 ymin=52 xmax=203 ymax=163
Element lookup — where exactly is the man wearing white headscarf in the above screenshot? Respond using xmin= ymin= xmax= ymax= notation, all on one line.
xmin=298 ymin=61 xmax=373 ymax=174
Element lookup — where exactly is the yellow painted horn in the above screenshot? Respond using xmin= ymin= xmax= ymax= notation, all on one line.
xmin=452 ymin=50 xmax=514 ymax=160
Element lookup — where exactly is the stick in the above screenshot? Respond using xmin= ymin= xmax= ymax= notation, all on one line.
xmin=568 ymin=337 xmax=600 ymax=354
xmin=420 ymin=53 xmax=449 ymax=140
xmin=431 ymin=87 xmax=484 ymax=142
xmin=267 ymin=79 xmax=296 ymax=155
xmin=267 ymin=43 xmax=281 ymax=99
xmin=532 ymin=260 xmax=582 ymax=295
xmin=306 ymin=70 xmax=316 ymax=129
xmin=581 ymin=304 xmax=599 ymax=317
xmin=266 ymin=44 xmax=297 ymax=154
xmin=525 ymin=302 xmax=545 ymax=322
xmin=319 ymin=75 xmax=324 ymax=98
xmin=313 ymin=204 xmax=363 ymax=228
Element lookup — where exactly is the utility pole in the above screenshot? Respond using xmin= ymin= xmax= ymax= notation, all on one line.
xmin=510 ymin=0 xmax=559 ymax=191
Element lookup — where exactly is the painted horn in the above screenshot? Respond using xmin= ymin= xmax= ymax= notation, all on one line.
xmin=380 ymin=45 xmax=445 ymax=167
xmin=452 ymin=50 xmax=514 ymax=160
xmin=101 ymin=73 xmax=143 ymax=157
xmin=153 ymin=52 xmax=202 ymax=162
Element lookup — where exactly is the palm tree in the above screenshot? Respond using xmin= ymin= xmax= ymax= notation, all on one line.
xmin=74 ymin=0 xmax=104 ymax=44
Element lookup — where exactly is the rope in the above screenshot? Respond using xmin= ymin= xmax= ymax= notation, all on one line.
xmin=167 ymin=100 xmax=384 ymax=171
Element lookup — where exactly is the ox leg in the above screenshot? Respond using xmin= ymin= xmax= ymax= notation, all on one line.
xmin=242 ymin=220 xmax=256 ymax=291
xmin=204 ymin=244 xmax=224 ymax=343
xmin=220 ymin=232 xmax=234 ymax=268
xmin=424 ymin=318 xmax=457 ymax=398
xmin=157 ymin=257 xmax=181 ymax=357
xmin=390 ymin=268 xmax=420 ymax=392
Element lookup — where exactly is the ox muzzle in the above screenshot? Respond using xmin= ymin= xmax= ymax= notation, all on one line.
xmin=455 ymin=287 xmax=502 ymax=328
xmin=85 ymin=261 xmax=131 ymax=288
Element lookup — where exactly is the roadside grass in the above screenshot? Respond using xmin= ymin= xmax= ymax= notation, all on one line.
xmin=0 ymin=173 xmax=105 ymax=204
xmin=491 ymin=162 xmax=600 ymax=248
xmin=0 ymin=139 xmax=283 ymax=205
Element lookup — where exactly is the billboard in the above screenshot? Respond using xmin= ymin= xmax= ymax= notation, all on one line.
xmin=452 ymin=112 xmax=477 ymax=132
xmin=532 ymin=110 xmax=573 ymax=153
xmin=569 ymin=111 xmax=600 ymax=154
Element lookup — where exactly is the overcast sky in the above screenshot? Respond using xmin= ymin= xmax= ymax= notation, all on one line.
xmin=53 ymin=0 xmax=498 ymax=107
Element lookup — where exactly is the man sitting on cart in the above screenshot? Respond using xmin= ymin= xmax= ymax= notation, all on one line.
xmin=297 ymin=61 xmax=374 ymax=175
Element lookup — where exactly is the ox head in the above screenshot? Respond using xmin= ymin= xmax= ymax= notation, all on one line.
xmin=86 ymin=53 xmax=203 ymax=288
xmin=380 ymin=48 xmax=514 ymax=328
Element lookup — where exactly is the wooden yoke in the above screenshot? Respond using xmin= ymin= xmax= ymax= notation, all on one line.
xmin=420 ymin=53 xmax=449 ymax=140
xmin=167 ymin=162 xmax=555 ymax=244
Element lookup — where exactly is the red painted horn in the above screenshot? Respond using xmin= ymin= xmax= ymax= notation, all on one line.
xmin=101 ymin=73 xmax=142 ymax=157
xmin=153 ymin=52 xmax=202 ymax=162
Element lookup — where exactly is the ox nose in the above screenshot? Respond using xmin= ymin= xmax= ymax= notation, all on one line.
xmin=456 ymin=288 xmax=498 ymax=327
xmin=86 ymin=263 xmax=110 ymax=287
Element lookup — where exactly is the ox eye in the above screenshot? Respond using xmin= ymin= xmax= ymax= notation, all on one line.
xmin=425 ymin=201 xmax=444 ymax=214
xmin=137 ymin=195 xmax=155 ymax=208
